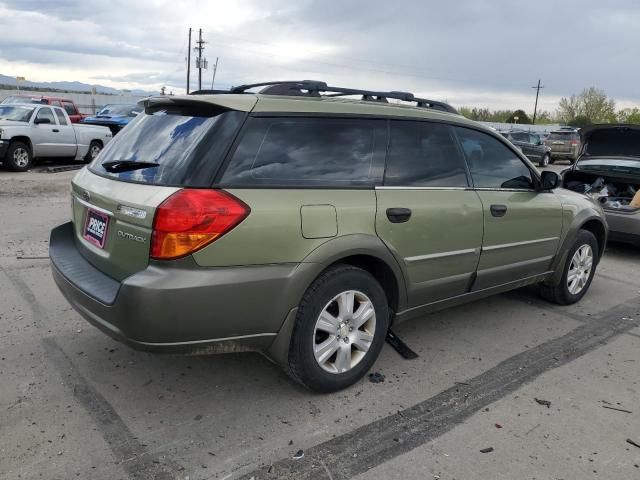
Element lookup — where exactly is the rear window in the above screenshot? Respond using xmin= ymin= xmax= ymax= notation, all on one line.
xmin=219 ymin=117 xmax=387 ymax=187
xmin=548 ymin=132 xmax=577 ymax=141
xmin=90 ymin=105 xmax=245 ymax=187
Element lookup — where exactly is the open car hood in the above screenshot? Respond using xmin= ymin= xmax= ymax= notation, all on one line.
xmin=580 ymin=124 xmax=640 ymax=159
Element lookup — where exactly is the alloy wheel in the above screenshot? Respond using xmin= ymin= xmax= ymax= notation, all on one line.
xmin=313 ymin=290 xmax=376 ymax=374
xmin=567 ymin=244 xmax=593 ymax=295
xmin=13 ymin=147 xmax=29 ymax=168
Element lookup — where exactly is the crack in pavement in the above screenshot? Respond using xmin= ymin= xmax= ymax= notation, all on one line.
xmin=238 ymin=300 xmax=640 ymax=480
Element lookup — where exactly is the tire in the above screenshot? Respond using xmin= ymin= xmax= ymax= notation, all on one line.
xmin=539 ymin=153 xmax=550 ymax=168
xmin=287 ymin=265 xmax=390 ymax=393
xmin=5 ymin=141 xmax=32 ymax=172
xmin=540 ymin=230 xmax=598 ymax=305
xmin=84 ymin=140 xmax=103 ymax=163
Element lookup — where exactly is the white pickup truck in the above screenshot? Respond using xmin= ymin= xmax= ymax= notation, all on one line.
xmin=0 ymin=103 xmax=113 ymax=171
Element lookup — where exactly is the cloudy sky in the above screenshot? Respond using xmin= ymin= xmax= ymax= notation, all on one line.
xmin=0 ymin=0 xmax=639 ymax=112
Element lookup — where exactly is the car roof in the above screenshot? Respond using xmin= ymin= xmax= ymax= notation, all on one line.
xmin=146 ymin=92 xmax=491 ymax=133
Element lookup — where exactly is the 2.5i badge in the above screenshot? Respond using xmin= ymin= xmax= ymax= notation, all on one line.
xmin=83 ymin=208 xmax=109 ymax=248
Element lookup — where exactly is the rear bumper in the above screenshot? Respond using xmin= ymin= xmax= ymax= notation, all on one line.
xmin=550 ymin=152 xmax=577 ymax=160
xmin=50 ymin=222 xmax=311 ymax=354
xmin=605 ymin=210 xmax=640 ymax=246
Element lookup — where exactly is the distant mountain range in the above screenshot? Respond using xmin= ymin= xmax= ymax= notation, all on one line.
xmin=0 ymin=73 xmax=155 ymax=96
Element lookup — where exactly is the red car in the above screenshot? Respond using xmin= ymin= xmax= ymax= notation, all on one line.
xmin=1 ymin=95 xmax=86 ymax=123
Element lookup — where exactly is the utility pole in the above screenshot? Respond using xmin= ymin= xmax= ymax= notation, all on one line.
xmin=186 ymin=28 xmax=192 ymax=94
xmin=532 ymin=79 xmax=544 ymax=124
xmin=194 ymin=28 xmax=207 ymax=91
xmin=210 ymin=57 xmax=219 ymax=89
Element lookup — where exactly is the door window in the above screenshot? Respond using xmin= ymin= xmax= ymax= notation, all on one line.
xmin=385 ymin=121 xmax=468 ymax=187
xmin=455 ymin=127 xmax=535 ymax=190
xmin=35 ymin=107 xmax=56 ymax=125
xmin=220 ymin=117 xmax=386 ymax=187
xmin=54 ymin=108 xmax=68 ymax=125
xmin=62 ymin=102 xmax=77 ymax=115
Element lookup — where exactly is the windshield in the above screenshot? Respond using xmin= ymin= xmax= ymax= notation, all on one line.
xmin=97 ymin=104 xmax=142 ymax=117
xmin=0 ymin=105 xmax=36 ymax=122
xmin=90 ymin=106 xmax=245 ymax=186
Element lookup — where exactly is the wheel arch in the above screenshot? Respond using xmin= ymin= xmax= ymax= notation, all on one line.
xmin=266 ymin=234 xmax=409 ymax=366
xmin=9 ymin=136 xmax=33 ymax=154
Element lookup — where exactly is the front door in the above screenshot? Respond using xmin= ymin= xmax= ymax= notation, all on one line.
xmin=375 ymin=121 xmax=484 ymax=307
xmin=31 ymin=107 xmax=60 ymax=157
xmin=455 ymin=126 xmax=563 ymax=290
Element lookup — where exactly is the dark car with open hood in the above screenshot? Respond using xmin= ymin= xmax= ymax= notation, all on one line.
xmin=563 ymin=124 xmax=640 ymax=246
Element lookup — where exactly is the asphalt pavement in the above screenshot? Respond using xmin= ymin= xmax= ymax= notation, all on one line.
xmin=0 ymin=163 xmax=638 ymax=480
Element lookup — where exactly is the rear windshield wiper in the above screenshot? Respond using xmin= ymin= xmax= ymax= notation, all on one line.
xmin=101 ymin=160 xmax=160 ymax=173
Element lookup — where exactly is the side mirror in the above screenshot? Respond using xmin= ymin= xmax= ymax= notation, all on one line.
xmin=34 ymin=117 xmax=51 ymax=125
xmin=540 ymin=171 xmax=560 ymax=191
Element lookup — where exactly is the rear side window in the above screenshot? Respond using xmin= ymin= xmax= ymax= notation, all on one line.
xmin=220 ymin=117 xmax=386 ymax=187
xmin=385 ymin=121 xmax=469 ymax=187
xmin=54 ymin=108 xmax=68 ymax=125
xmin=90 ymin=106 xmax=246 ymax=187
xmin=455 ymin=127 xmax=535 ymax=189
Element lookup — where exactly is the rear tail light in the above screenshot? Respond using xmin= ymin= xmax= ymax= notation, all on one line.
xmin=571 ymin=139 xmax=578 ymax=146
xmin=151 ymin=189 xmax=250 ymax=260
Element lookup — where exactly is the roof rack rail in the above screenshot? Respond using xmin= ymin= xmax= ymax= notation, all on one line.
xmin=190 ymin=80 xmax=458 ymax=114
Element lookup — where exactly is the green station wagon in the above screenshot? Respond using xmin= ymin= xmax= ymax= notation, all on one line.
xmin=50 ymin=81 xmax=607 ymax=392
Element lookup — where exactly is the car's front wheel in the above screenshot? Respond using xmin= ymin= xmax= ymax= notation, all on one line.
xmin=540 ymin=230 xmax=598 ymax=305
xmin=5 ymin=141 xmax=33 ymax=172
xmin=287 ymin=265 xmax=389 ymax=392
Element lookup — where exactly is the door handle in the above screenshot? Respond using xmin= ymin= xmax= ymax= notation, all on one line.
xmin=490 ymin=204 xmax=508 ymax=217
xmin=386 ymin=207 xmax=412 ymax=223
xmin=52 ymin=129 xmax=60 ymax=133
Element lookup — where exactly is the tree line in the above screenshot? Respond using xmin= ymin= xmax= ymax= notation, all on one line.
xmin=460 ymin=87 xmax=640 ymax=127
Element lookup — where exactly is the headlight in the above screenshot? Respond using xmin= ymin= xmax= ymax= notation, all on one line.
xmin=0 ymin=128 xmax=4 ymax=139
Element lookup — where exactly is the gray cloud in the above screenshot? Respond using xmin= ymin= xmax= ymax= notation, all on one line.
xmin=0 ymin=0 xmax=639 ymax=110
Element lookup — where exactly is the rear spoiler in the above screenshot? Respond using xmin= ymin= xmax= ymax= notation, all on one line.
xmin=140 ymin=95 xmax=257 ymax=113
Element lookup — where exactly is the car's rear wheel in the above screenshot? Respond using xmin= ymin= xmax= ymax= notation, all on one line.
xmin=540 ymin=230 xmax=598 ymax=305
xmin=287 ymin=265 xmax=389 ymax=392
xmin=84 ymin=140 xmax=103 ymax=163
xmin=6 ymin=141 xmax=32 ymax=172
xmin=539 ymin=153 xmax=550 ymax=168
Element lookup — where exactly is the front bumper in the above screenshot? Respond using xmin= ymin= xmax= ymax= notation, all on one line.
xmin=0 ymin=139 xmax=10 ymax=161
xmin=50 ymin=222 xmax=309 ymax=354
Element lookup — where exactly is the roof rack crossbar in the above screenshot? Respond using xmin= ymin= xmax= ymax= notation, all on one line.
xmin=190 ymin=80 xmax=458 ymax=114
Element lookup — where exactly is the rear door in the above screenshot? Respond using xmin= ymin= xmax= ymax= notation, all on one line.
xmin=375 ymin=120 xmax=483 ymax=306
xmin=455 ymin=126 xmax=563 ymax=290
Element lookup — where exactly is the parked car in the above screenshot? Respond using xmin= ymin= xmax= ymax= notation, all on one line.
xmin=502 ymin=130 xmax=552 ymax=167
xmin=82 ymin=103 xmax=143 ymax=135
xmin=563 ymin=124 xmax=640 ymax=246
xmin=49 ymin=80 xmax=607 ymax=392
xmin=1 ymin=95 xmax=86 ymax=123
xmin=546 ymin=128 xmax=581 ymax=164
xmin=0 ymin=103 xmax=112 ymax=171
